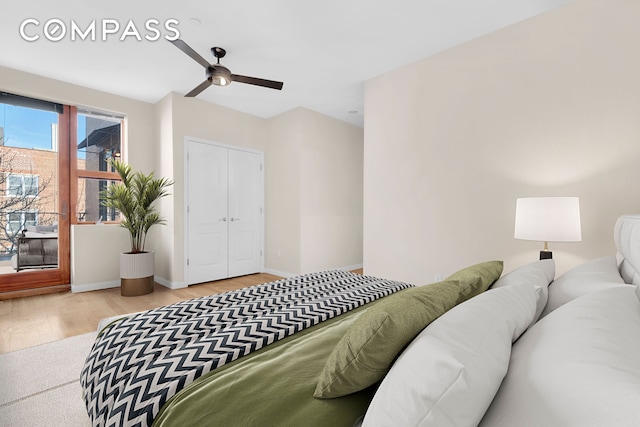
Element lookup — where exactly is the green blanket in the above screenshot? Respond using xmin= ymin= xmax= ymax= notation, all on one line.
xmin=153 ymin=305 xmax=375 ymax=427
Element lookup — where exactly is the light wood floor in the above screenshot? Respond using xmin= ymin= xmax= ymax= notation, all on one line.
xmin=0 ymin=273 xmax=282 ymax=354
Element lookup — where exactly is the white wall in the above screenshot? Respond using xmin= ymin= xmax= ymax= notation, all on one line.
xmin=363 ymin=0 xmax=640 ymax=285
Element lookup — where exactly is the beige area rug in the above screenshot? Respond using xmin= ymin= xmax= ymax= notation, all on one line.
xmin=0 ymin=332 xmax=96 ymax=426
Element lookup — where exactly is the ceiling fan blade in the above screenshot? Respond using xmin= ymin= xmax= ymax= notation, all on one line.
xmin=232 ymin=74 xmax=284 ymax=90
xmin=185 ymin=80 xmax=212 ymax=97
xmin=170 ymin=39 xmax=211 ymax=69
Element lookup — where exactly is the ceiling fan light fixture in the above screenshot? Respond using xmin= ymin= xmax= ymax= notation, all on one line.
xmin=212 ymin=75 xmax=230 ymax=86
xmin=209 ymin=65 xmax=232 ymax=87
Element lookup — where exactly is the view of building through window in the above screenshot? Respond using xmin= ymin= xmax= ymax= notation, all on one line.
xmin=77 ymin=112 xmax=122 ymax=222
xmin=0 ymin=102 xmax=58 ymax=262
xmin=0 ymin=97 xmax=124 ymax=268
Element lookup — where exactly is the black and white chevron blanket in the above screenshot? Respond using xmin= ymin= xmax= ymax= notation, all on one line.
xmin=80 ymin=270 xmax=413 ymax=427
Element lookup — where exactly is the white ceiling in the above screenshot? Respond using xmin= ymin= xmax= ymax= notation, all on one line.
xmin=1 ymin=0 xmax=567 ymax=127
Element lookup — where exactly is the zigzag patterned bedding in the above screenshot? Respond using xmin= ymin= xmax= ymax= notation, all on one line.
xmin=80 ymin=270 xmax=413 ymax=427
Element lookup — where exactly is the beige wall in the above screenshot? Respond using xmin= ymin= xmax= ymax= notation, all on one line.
xmin=165 ymin=93 xmax=269 ymax=285
xmin=7 ymin=0 xmax=638 ymax=290
xmin=0 ymin=65 xmax=157 ymax=287
xmin=298 ymin=109 xmax=364 ymax=273
xmin=70 ymin=225 xmax=129 ymax=290
xmin=364 ymin=0 xmax=640 ymax=285
xmin=154 ymin=94 xmax=175 ymax=284
xmin=153 ymin=98 xmax=365 ymax=282
xmin=0 ymin=65 xmax=156 ymax=173
xmin=265 ymin=110 xmax=302 ymax=274
xmin=0 ymin=71 xmax=364 ymax=288
xmin=266 ymin=108 xmax=364 ymax=275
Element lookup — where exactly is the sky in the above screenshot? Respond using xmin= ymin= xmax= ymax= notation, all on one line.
xmin=0 ymin=103 xmax=87 ymax=150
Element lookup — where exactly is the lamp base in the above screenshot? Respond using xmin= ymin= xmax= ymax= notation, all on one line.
xmin=539 ymin=250 xmax=553 ymax=260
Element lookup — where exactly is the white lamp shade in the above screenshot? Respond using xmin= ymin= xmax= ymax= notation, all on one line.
xmin=514 ymin=197 xmax=582 ymax=242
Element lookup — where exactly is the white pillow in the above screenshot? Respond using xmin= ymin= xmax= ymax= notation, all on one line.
xmin=540 ymin=255 xmax=625 ymax=317
xmin=614 ymin=214 xmax=640 ymax=287
xmin=479 ymin=286 xmax=640 ymax=427
xmin=491 ymin=259 xmax=554 ymax=322
xmin=362 ymin=281 xmax=536 ymax=427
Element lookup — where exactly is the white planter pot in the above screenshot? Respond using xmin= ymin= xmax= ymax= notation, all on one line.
xmin=120 ymin=251 xmax=154 ymax=296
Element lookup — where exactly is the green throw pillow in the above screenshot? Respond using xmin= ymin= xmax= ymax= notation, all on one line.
xmin=446 ymin=260 xmax=504 ymax=304
xmin=314 ymin=280 xmax=461 ymax=399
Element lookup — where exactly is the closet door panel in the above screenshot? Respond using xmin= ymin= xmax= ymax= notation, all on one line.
xmin=228 ymin=149 xmax=262 ymax=277
xmin=186 ymin=142 xmax=229 ymax=284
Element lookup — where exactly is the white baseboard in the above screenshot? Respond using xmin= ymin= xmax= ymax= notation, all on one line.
xmin=71 ymin=276 xmax=187 ymax=293
xmin=70 ymin=267 xmax=363 ymax=293
xmin=339 ymin=263 xmax=364 ymax=272
xmin=71 ymin=280 xmax=119 ymax=293
xmin=263 ymin=263 xmax=364 ymax=278
xmin=262 ymin=268 xmax=295 ymax=278
xmin=155 ymin=276 xmax=187 ymax=290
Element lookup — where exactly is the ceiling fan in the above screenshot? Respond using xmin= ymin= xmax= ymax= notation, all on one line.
xmin=170 ymin=39 xmax=284 ymax=97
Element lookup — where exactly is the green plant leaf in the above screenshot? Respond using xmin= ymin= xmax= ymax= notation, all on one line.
xmin=100 ymin=159 xmax=173 ymax=253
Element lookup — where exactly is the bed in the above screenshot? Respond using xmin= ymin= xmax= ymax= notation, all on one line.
xmin=81 ymin=215 xmax=640 ymax=427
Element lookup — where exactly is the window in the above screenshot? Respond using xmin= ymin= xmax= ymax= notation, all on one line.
xmin=76 ymin=178 xmax=120 ymax=222
xmin=73 ymin=109 xmax=124 ymax=223
xmin=7 ymin=211 xmax=37 ymax=234
xmin=6 ymin=174 xmax=38 ymax=197
xmin=0 ymin=93 xmax=58 ymax=261
xmin=77 ymin=113 xmax=122 ymax=172
xmin=0 ymin=91 xmax=125 ymax=291
xmin=7 ymin=175 xmax=22 ymax=196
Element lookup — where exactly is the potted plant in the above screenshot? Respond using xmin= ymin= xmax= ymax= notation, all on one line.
xmin=102 ymin=159 xmax=173 ymax=296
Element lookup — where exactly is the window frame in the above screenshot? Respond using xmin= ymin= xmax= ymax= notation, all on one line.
xmin=71 ymin=108 xmax=125 ymax=224
xmin=0 ymin=95 xmax=70 ymax=293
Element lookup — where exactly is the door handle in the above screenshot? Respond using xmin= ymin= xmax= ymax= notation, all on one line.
xmin=61 ymin=201 xmax=68 ymax=220
xmin=219 ymin=217 xmax=227 ymax=222
xmin=230 ymin=218 xmax=240 ymax=222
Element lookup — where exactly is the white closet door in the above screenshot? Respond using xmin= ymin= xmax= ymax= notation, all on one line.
xmin=228 ymin=149 xmax=263 ymax=277
xmin=186 ymin=141 xmax=229 ymax=284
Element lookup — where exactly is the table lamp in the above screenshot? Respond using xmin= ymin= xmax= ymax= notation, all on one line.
xmin=514 ymin=197 xmax=582 ymax=260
